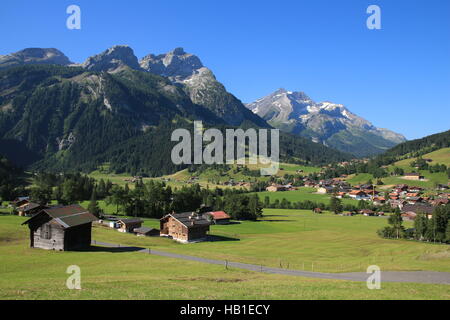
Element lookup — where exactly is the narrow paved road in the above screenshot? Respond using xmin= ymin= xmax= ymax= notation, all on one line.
xmin=92 ymin=240 xmax=450 ymax=285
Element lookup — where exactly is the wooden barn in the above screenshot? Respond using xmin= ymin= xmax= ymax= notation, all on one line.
xmin=133 ymin=227 xmax=160 ymax=237
xmin=17 ymin=202 xmax=47 ymax=217
xmin=22 ymin=205 xmax=97 ymax=251
xmin=10 ymin=197 xmax=30 ymax=208
xmin=206 ymin=211 xmax=231 ymax=225
xmin=116 ymin=218 xmax=143 ymax=233
xmin=160 ymin=212 xmax=211 ymax=243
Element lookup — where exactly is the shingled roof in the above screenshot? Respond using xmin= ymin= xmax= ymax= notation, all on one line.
xmin=22 ymin=205 xmax=97 ymax=228
xmin=402 ymin=204 xmax=434 ymax=214
xmin=162 ymin=212 xmax=211 ymax=228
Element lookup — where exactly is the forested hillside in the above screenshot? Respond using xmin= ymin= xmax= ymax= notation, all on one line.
xmin=373 ymin=130 xmax=450 ymax=166
xmin=0 ymin=155 xmax=24 ymax=200
xmin=0 ymin=65 xmax=351 ymax=176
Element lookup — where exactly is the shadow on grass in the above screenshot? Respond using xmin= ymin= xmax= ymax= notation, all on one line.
xmin=262 ymin=215 xmax=290 ymax=218
xmin=79 ymin=245 xmax=145 ymax=253
xmin=257 ymin=219 xmax=296 ymax=222
xmin=206 ymin=235 xmax=240 ymax=242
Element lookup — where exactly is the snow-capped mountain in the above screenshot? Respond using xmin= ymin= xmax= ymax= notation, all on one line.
xmin=246 ymin=89 xmax=406 ymax=156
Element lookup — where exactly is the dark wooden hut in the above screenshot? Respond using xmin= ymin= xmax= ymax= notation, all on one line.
xmin=22 ymin=205 xmax=97 ymax=251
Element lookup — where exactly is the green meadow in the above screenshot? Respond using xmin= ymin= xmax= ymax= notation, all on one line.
xmin=345 ymin=147 xmax=450 ymax=189
xmin=252 ymin=187 xmax=359 ymax=206
xmin=1 ymin=214 xmax=449 ymax=300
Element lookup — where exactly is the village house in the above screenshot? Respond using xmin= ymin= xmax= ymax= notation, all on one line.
xmin=408 ymin=186 xmax=423 ymax=193
xmin=317 ymin=186 xmax=335 ymax=194
xmin=160 ymin=212 xmax=211 ymax=243
xmin=406 ymin=197 xmax=423 ymax=205
xmin=266 ymin=184 xmax=290 ymax=192
xmin=359 ymin=209 xmax=376 ymax=216
xmin=21 ymin=205 xmax=97 ymax=251
xmin=10 ymin=197 xmax=30 ymax=208
xmin=206 ymin=211 xmax=231 ymax=225
xmin=116 ymin=218 xmax=144 ymax=233
xmin=373 ymin=197 xmax=386 ymax=206
xmin=390 ymin=199 xmax=407 ymax=210
xmin=431 ymin=198 xmax=449 ymax=206
xmin=401 ymin=204 xmax=434 ymax=220
xmin=403 ymin=173 xmax=424 ymax=181
xmin=17 ymin=202 xmax=47 ymax=217
xmin=335 ymin=192 xmax=346 ymax=199
xmin=304 ymin=180 xmax=316 ymax=188
xmin=348 ymin=190 xmax=370 ymax=201
xmin=406 ymin=193 xmax=420 ymax=199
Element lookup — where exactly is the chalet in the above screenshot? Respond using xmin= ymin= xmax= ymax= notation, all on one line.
xmin=160 ymin=212 xmax=211 ymax=243
xmin=408 ymin=186 xmax=423 ymax=193
xmin=401 ymin=204 xmax=434 ymax=219
xmin=431 ymin=198 xmax=449 ymax=206
xmin=206 ymin=211 xmax=231 ymax=225
xmin=336 ymin=192 xmax=346 ymax=199
xmin=21 ymin=205 xmax=97 ymax=251
xmin=373 ymin=197 xmax=386 ymax=206
xmin=17 ymin=202 xmax=47 ymax=217
xmin=117 ymin=218 xmax=143 ymax=233
xmin=317 ymin=186 xmax=334 ymax=194
xmin=406 ymin=197 xmax=423 ymax=205
xmin=359 ymin=209 xmax=376 ymax=216
xmin=348 ymin=190 xmax=369 ymax=201
xmin=304 ymin=181 xmax=316 ymax=188
xmin=403 ymin=173 xmax=424 ymax=181
xmin=436 ymin=184 xmax=449 ymax=191
xmin=10 ymin=197 xmax=30 ymax=208
xmin=390 ymin=199 xmax=406 ymax=209
xmin=396 ymin=184 xmax=409 ymax=191
xmin=266 ymin=184 xmax=288 ymax=192
xmin=133 ymin=227 xmax=160 ymax=237
xmin=401 ymin=212 xmax=417 ymax=221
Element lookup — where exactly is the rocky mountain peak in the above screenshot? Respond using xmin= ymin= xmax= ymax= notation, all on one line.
xmin=140 ymin=48 xmax=204 ymax=80
xmin=247 ymin=89 xmax=406 ymax=156
xmin=0 ymin=48 xmax=73 ymax=69
xmin=81 ymin=45 xmax=141 ymax=72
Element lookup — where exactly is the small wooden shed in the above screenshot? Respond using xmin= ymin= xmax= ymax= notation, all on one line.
xmin=133 ymin=227 xmax=160 ymax=237
xmin=22 ymin=205 xmax=97 ymax=251
xmin=116 ymin=218 xmax=143 ymax=233
xmin=206 ymin=211 xmax=231 ymax=225
xmin=18 ymin=202 xmax=47 ymax=217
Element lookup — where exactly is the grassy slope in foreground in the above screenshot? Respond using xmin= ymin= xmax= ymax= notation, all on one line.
xmin=87 ymin=209 xmax=450 ymax=273
xmin=0 ymin=215 xmax=449 ymax=300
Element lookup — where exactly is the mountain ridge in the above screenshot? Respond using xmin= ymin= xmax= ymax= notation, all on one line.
xmin=246 ymin=88 xmax=406 ymax=157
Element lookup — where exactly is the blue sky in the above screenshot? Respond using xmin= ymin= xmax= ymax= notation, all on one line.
xmin=1 ymin=0 xmax=449 ymax=140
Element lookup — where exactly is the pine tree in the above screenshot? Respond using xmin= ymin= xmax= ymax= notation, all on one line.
xmin=330 ymin=196 xmax=343 ymax=215
xmin=388 ymin=212 xmax=405 ymax=239
xmin=88 ymin=189 xmax=102 ymax=218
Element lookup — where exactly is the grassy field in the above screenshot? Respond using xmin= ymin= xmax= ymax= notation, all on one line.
xmin=88 ymin=162 xmax=323 ymax=191
xmin=1 ymin=214 xmax=449 ymax=300
xmin=252 ymin=187 xmax=359 ymax=206
xmin=344 ymin=147 xmax=450 ymax=189
xmin=394 ymin=148 xmax=450 ymax=167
